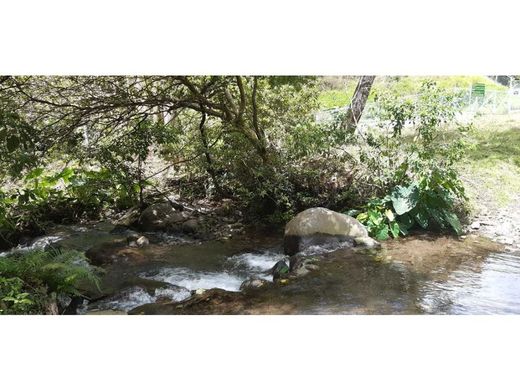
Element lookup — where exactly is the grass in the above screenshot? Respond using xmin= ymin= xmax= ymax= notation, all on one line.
xmin=319 ymin=76 xmax=507 ymax=109
xmin=458 ymin=113 xmax=520 ymax=209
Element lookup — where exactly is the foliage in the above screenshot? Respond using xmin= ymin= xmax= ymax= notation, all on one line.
xmin=0 ymin=248 xmax=101 ymax=314
xmin=0 ymin=76 xmax=475 ymax=236
xmin=352 ymin=197 xmax=401 ymax=240
xmin=347 ymin=81 xmax=470 ymax=238
xmin=0 ymin=78 xmax=40 ymax=176
xmin=353 ymin=178 xmax=464 ymax=240
xmin=165 ymin=77 xmax=324 ymax=220
xmin=1 ymin=76 xmax=323 ymax=224
xmin=318 ymin=75 xmax=507 ymax=109
xmin=0 ymin=165 xmax=145 ymax=247
xmin=0 ymin=276 xmax=35 ymax=314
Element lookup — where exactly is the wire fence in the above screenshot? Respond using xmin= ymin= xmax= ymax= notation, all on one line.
xmin=316 ymin=85 xmax=520 ymax=126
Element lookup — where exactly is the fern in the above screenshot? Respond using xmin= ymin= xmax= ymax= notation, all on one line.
xmin=0 ymin=247 xmax=102 ymax=313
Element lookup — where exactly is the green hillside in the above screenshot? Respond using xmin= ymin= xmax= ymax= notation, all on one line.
xmin=319 ymin=76 xmax=507 ymax=109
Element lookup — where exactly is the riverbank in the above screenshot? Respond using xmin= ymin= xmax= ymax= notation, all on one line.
xmin=459 ymin=113 xmax=520 ymax=250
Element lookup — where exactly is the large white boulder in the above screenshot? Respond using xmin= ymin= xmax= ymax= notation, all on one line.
xmin=284 ymin=207 xmax=379 ymax=255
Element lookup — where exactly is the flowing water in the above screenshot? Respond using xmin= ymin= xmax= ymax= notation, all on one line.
xmin=3 ymin=223 xmax=520 ymax=314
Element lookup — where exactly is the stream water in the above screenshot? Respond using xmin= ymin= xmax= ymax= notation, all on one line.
xmin=2 ymin=222 xmax=520 ymax=314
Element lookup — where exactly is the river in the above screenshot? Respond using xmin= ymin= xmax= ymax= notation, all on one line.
xmin=2 ymin=222 xmax=520 ymax=314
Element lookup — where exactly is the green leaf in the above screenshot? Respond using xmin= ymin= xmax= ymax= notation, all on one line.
xmin=375 ymin=225 xmax=390 ymax=240
xmin=397 ymin=221 xmax=409 ymax=236
xmin=390 ymin=184 xmax=419 ymax=215
xmin=413 ymin=209 xmax=429 ymax=229
xmin=25 ymin=168 xmax=44 ymax=180
xmin=384 ymin=209 xmax=395 ymax=222
xmin=368 ymin=210 xmax=383 ymax=225
xmin=58 ymin=167 xmax=75 ymax=182
xmin=389 ymin=221 xmax=400 ymax=238
xmin=397 ymin=213 xmax=414 ymax=230
xmin=427 ymin=207 xmax=446 ymax=229
xmin=443 ymin=210 xmax=462 ymax=235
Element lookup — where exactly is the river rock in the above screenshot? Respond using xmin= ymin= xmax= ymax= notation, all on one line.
xmin=289 ymin=256 xmax=320 ymax=277
xmin=138 ymin=202 xmax=189 ymax=232
xmin=283 ymin=207 xmax=379 ymax=255
xmin=86 ymin=310 xmax=127 ymax=315
xmin=85 ymin=241 xmax=147 ymax=266
xmin=129 ymin=288 xmax=247 ymax=315
xmin=271 ymin=260 xmax=290 ymax=280
xmin=470 ymin=221 xmax=481 ymax=230
xmin=118 ymin=277 xmax=174 ymax=295
xmin=240 ymin=278 xmax=268 ymax=290
xmin=126 ymin=235 xmax=150 ymax=247
xmin=115 ymin=206 xmax=141 ymax=228
xmin=137 ymin=236 xmax=149 ymax=247
xmin=126 ymin=234 xmax=149 ymax=247
xmin=182 ymin=219 xmax=199 ymax=234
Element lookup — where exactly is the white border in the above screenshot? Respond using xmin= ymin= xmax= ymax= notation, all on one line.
xmin=1 ymin=316 xmax=519 ymax=389
xmin=1 ymin=1 xmax=520 ymax=389
xmin=2 ymin=0 xmax=520 ymax=74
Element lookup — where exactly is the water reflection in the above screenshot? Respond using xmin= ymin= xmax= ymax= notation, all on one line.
xmin=5 ymin=224 xmax=520 ymax=314
xmin=81 ymin=233 xmax=520 ymax=314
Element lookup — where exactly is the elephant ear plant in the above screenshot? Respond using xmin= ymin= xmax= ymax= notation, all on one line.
xmin=349 ymin=198 xmax=401 ymax=240
xmin=350 ymin=81 xmax=469 ymax=240
xmin=351 ymin=178 xmax=463 ymax=241
xmin=389 ymin=178 xmax=463 ymax=236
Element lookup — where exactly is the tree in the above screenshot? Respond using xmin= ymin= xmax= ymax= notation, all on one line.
xmin=1 ymin=76 xmax=319 ymax=207
xmin=342 ymin=76 xmax=375 ymax=132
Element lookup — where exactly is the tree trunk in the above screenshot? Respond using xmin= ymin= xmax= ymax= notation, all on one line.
xmin=343 ymin=76 xmax=375 ymax=132
xmin=198 ymin=107 xmax=225 ymax=197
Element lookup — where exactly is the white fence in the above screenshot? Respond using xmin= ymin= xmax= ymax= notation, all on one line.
xmin=462 ymin=89 xmax=520 ymax=114
xmin=317 ymin=86 xmax=520 ymax=126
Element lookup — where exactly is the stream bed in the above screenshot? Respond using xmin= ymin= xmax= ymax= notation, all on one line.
xmin=3 ymin=222 xmax=520 ymax=314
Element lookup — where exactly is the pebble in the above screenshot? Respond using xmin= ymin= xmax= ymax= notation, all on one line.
xmin=136 ymin=236 xmax=149 ymax=247
xmin=470 ymin=221 xmax=481 ymax=230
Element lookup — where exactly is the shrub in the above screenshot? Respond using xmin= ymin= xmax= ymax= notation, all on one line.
xmin=0 ymin=276 xmax=35 ymax=314
xmin=348 ymin=81 xmax=471 ymax=238
xmin=0 ymin=248 xmax=101 ymax=314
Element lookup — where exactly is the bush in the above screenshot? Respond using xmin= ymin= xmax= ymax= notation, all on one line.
xmin=0 ymin=248 xmax=101 ymax=314
xmin=348 ymin=81 xmax=471 ymax=238
xmin=0 ymin=164 xmax=146 ymax=247
xmin=0 ymin=276 xmax=35 ymax=314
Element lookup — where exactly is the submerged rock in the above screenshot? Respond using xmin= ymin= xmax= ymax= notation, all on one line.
xmin=129 ymin=287 xmax=298 ymax=315
xmin=85 ymin=241 xmax=147 ymax=266
xmin=86 ymin=310 xmax=127 ymax=315
xmin=87 ymin=283 xmax=191 ymax=312
xmin=240 ymin=278 xmax=268 ymax=290
xmin=289 ymin=256 xmax=320 ymax=277
xmin=121 ymin=277 xmax=174 ymax=295
xmin=283 ymin=207 xmax=379 ymax=255
xmin=127 ymin=235 xmax=150 ymax=247
xmin=129 ymin=288 xmax=247 ymax=315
